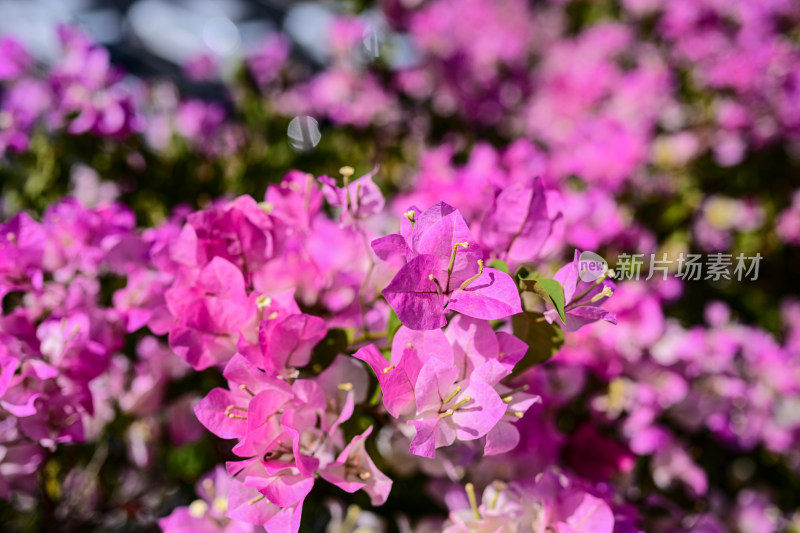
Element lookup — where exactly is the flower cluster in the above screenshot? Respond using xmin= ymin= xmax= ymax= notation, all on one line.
xmin=442 ymin=471 xmax=615 ymax=533
xmin=131 ymin=167 xmax=616 ymax=531
xmin=191 ymin=353 xmax=391 ymax=530
xmin=374 ymin=202 xmax=522 ymax=329
xmin=0 ymin=200 xmax=133 ymax=496
xmin=0 ymin=25 xmax=246 ymax=164
xmin=0 ymin=27 xmax=139 ymax=155
xmin=355 ymin=317 xmax=537 ymax=459
xmin=0 ymin=2 xmax=799 ymax=532
xmin=130 ymin=171 xmax=388 ymax=530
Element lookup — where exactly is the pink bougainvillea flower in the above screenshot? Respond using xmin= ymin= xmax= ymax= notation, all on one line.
xmin=353 ymin=344 xmax=420 ymax=418
xmin=356 ymin=318 xmax=535 ymax=457
xmin=193 ymin=352 xmax=296 ymax=447
xmin=254 ymin=311 xmax=327 ymax=377
xmin=376 ymin=202 xmax=522 ymax=330
xmin=482 ymin=384 xmax=541 ymax=456
xmin=0 ymin=212 xmax=45 ymax=299
xmin=233 ymin=289 xmax=327 ymax=377
xmin=225 ymin=459 xmax=305 ymax=532
xmin=165 ymin=257 xmax=258 ymax=370
xmin=231 ymin=383 xmax=296 ymax=459
xmin=408 ymin=359 xmax=506 ymax=458
xmin=264 ymin=171 xmax=323 ymax=232
xmin=545 ymin=249 xmax=617 ymax=332
xmin=0 ymin=37 xmax=30 ymax=80
xmin=445 ymin=315 xmax=526 ymax=383
xmin=171 ymin=195 xmax=281 ymax=275
xmin=319 ymin=168 xmax=385 ymax=225
xmin=36 ymin=312 xmax=111 ymax=383
xmin=159 ymin=465 xmax=256 ymax=533
xmin=113 ymin=267 xmax=174 ymax=334
xmin=320 ymin=426 xmax=392 ymax=505
xmin=480 ymin=176 xmax=562 ymax=264
xmin=444 ymin=471 xmax=614 ymax=533
xmin=316 ymin=355 xmax=368 ymax=435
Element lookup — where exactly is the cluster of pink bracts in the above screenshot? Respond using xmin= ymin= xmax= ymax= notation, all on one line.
xmin=0 ymin=166 xmax=623 ymax=531
xmin=1 ymin=0 xmax=800 ymax=531
xmin=2 ymin=164 xmax=800 ymax=532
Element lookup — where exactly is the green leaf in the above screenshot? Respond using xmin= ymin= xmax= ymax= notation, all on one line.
xmin=165 ymin=440 xmax=215 ymax=482
xmin=488 ymin=259 xmax=510 ymax=275
xmin=520 ymin=277 xmax=567 ymax=325
xmin=511 ymin=312 xmax=566 ymax=375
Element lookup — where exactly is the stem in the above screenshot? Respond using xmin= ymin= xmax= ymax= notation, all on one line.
xmin=351 ymin=330 xmax=388 ymax=345
xmin=354 ymin=182 xmax=362 ymax=215
xmin=354 ymin=219 xmax=376 ymax=337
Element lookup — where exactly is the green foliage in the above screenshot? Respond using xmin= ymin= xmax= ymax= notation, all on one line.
xmin=488 ymin=259 xmax=510 ymax=275
xmin=511 ymin=312 xmax=566 ymax=374
xmin=164 ymin=440 xmax=217 ymax=484
xmin=519 ymin=276 xmax=567 ymax=325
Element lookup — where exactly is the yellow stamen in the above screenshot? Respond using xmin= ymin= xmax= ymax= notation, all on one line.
xmin=343 ymin=505 xmax=361 ymax=531
xmin=202 ymin=478 xmax=215 ymax=498
xmin=354 ymin=182 xmax=362 ymax=211
xmin=489 ymin=482 xmax=506 ymax=510
xmin=446 ymin=242 xmax=470 ymax=291
xmin=443 ymin=386 xmax=462 ymax=404
xmin=248 ymin=494 xmax=265 ymax=505
xmin=590 ymin=286 xmax=614 ymax=303
xmin=428 ymin=274 xmax=444 ymax=295
xmin=188 ymin=499 xmax=208 ymax=517
xmin=465 ymin=483 xmax=481 ymax=521
xmin=225 ymin=405 xmax=248 ymax=420
xmin=212 ymin=497 xmax=228 ymax=513
xmin=452 ymin=396 xmax=471 ymax=410
xmin=457 ymin=260 xmax=485 ymax=291
xmin=256 ymin=295 xmax=272 ymax=311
